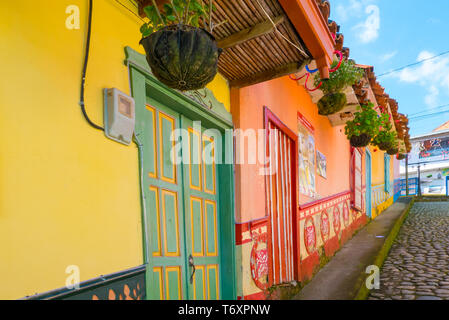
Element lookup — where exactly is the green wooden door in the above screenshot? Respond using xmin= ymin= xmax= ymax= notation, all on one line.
xmin=181 ymin=115 xmax=221 ymax=300
xmin=144 ymin=101 xmax=186 ymax=300
xmin=143 ymin=100 xmax=220 ymax=300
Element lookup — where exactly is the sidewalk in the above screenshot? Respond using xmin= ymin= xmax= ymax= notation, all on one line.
xmin=292 ymin=197 xmax=414 ymax=300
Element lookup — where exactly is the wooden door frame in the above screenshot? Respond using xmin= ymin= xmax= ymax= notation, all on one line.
xmin=351 ymin=147 xmax=364 ymax=212
xmin=263 ymin=106 xmax=299 ymax=285
xmin=365 ymin=149 xmax=372 ymax=218
xmin=127 ymin=48 xmax=236 ymax=300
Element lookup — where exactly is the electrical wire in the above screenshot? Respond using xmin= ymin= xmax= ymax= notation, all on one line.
xmin=133 ymin=133 xmax=150 ymax=264
xmin=409 ymin=109 xmax=449 ymax=121
xmin=79 ymin=0 xmax=104 ymax=131
xmin=115 ymin=0 xmax=146 ymax=22
xmin=408 ymin=103 xmax=449 ymax=117
xmin=126 ymin=60 xmax=150 ymax=264
xmin=377 ymin=49 xmax=449 ymax=77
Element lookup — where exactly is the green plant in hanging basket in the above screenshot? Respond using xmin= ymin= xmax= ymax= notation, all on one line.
xmin=314 ymin=59 xmax=364 ymax=115
xmin=344 ymin=102 xmax=380 ymax=147
xmin=139 ymin=0 xmax=222 ymax=91
xmin=372 ymin=113 xmax=398 ymax=151
xmin=372 ymin=130 xmax=397 ymax=151
xmin=386 ymin=146 xmax=399 ymax=155
xmin=396 ymin=154 xmax=407 ymax=160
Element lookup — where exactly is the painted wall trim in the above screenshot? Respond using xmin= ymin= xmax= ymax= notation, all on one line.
xmin=298 ymin=190 xmax=351 ymax=210
xmin=124 ymin=46 xmax=233 ymax=127
xmin=278 ymin=0 xmax=335 ymax=78
xmin=22 ymin=265 xmax=146 ymax=300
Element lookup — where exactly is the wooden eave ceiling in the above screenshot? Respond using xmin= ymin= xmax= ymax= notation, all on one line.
xmin=354 ymin=64 xmax=411 ymax=149
xmin=136 ymin=0 xmax=311 ymax=88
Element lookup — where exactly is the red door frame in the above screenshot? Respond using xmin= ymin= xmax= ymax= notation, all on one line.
xmin=351 ymin=147 xmax=364 ymax=212
xmin=263 ymin=106 xmax=299 ymax=285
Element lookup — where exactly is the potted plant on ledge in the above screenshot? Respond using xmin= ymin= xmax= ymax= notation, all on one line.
xmin=314 ymin=59 xmax=364 ymax=115
xmin=139 ymin=0 xmax=222 ymax=91
xmin=344 ymin=102 xmax=380 ymax=148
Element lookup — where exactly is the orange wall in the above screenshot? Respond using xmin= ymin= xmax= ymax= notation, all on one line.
xmin=232 ymin=76 xmax=351 ymax=223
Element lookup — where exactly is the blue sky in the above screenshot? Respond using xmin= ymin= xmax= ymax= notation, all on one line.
xmin=331 ymin=0 xmax=449 ymax=136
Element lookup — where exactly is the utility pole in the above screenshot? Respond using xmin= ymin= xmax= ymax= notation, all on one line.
xmin=405 ymin=156 xmax=409 ymax=196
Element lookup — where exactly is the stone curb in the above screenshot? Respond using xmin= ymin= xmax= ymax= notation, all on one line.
xmin=354 ymin=197 xmax=415 ymax=300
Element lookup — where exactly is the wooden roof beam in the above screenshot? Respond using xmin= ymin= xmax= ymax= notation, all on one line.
xmin=218 ymin=15 xmax=286 ymax=50
xmin=278 ymin=0 xmax=335 ymax=79
xmin=229 ymin=60 xmax=310 ymax=88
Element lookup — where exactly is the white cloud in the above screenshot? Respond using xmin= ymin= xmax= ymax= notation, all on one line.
xmin=393 ymin=51 xmax=449 ymax=108
xmin=380 ymin=50 xmax=398 ymax=63
xmin=353 ymin=5 xmax=380 ymax=43
xmin=335 ymin=5 xmax=349 ymax=22
xmin=336 ymin=0 xmax=364 ymax=22
xmin=334 ymin=0 xmax=378 ymax=20
xmin=425 ymin=86 xmax=439 ymax=107
xmin=334 ymin=1 xmax=381 ymax=44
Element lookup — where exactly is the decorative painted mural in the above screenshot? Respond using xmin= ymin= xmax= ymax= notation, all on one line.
xmin=250 ymin=230 xmax=269 ymax=290
xmin=235 ymin=219 xmax=269 ymax=300
xmin=298 ymin=113 xmax=316 ymax=200
xmin=320 ymin=211 xmax=330 ymax=243
xmin=333 ymin=206 xmax=341 ymax=235
xmin=298 ymin=193 xmax=358 ymax=260
xmin=304 ymin=217 xmax=317 ymax=255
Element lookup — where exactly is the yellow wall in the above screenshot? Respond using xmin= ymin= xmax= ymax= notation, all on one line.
xmin=368 ymin=145 xmax=395 ymax=218
xmin=208 ymin=71 xmax=231 ymax=112
xmin=370 ymin=147 xmax=384 ymax=186
xmin=369 ymin=146 xmax=394 ymax=186
xmin=0 ymin=0 xmax=230 ymax=299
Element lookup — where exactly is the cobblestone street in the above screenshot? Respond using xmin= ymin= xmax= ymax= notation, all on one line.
xmin=369 ymin=202 xmax=449 ymax=300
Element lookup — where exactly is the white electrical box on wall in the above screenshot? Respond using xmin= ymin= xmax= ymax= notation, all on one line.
xmin=103 ymin=88 xmax=135 ymax=145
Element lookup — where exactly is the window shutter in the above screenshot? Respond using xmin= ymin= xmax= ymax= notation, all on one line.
xmin=384 ymin=154 xmax=391 ymax=193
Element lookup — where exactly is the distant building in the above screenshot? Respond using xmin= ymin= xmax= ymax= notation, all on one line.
xmin=400 ymin=122 xmax=449 ymax=195
xmin=433 ymin=120 xmax=449 ymax=132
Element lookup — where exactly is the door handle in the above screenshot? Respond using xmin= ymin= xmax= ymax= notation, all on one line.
xmin=188 ymin=254 xmax=196 ymax=284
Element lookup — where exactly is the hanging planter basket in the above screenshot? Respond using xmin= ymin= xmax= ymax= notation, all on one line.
xmin=387 ymin=147 xmax=399 ymax=155
xmin=376 ymin=141 xmax=394 ymax=151
xmin=345 ymin=102 xmax=379 ymax=149
xmin=350 ymin=133 xmax=372 ymax=148
xmin=397 ymin=154 xmax=406 ymax=160
xmin=140 ymin=24 xmax=222 ymax=91
xmin=317 ymin=92 xmax=347 ymax=115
